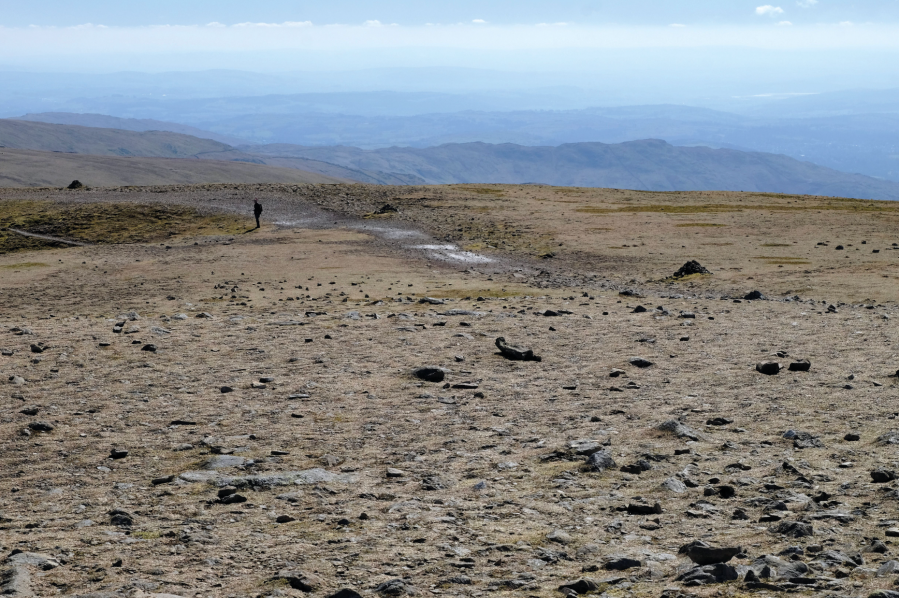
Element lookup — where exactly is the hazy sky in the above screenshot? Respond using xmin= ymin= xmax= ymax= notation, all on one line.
xmin=3 ymin=0 xmax=899 ymax=28
xmin=1 ymin=0 xmax=897 ymax=99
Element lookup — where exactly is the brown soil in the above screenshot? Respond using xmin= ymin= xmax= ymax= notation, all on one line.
xmin=1 ymin=183 xmax=899 ymax=598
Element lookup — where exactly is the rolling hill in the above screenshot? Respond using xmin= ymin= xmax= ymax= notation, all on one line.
xmin=0 ymin=148 xmax=348 ymax=188
xmin=250 ymin=139 xmax=899 ymax=200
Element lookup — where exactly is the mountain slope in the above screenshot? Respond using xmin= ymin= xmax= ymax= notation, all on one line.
xmin=250 ymin=139 xmax=899 ymax=200
xmin=0 ymin=148 xmax=348 ymax=188
xmin=0 ymin=119 xmax=232 ymax=158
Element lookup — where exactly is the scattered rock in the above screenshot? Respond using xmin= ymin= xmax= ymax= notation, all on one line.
xmin=706 ymin=417 xmax=733 ymax=426
xmin=844 ymin=433 xmax=861 ymax=441
xmin=604 ymin=557 xmax=642 ymax=570
xmin=27 ymin=421 xmax=53 ymax=432
xmin=495 ymin=337 xmax=542 ymax=361
xmin=672 ymin=260 xmax=711 ymax=278
xmin=109 ymin=509 xmax=134 ymax=527
xmin=272 ymin=570 xmax=323 ymax=592
xmin=629 ymin=357 xmax=653 ymax=368
xmin=141 ymin=344 xmax=157 ymax=352
xmin=771 ymin=521 xmax=814 ymax=538
xmin=585 ymin=450 xmax=617 ymax=472
xmin=676 ymin=563 xmax=739 ymax=585
xmin=788 ymin=360 xmax=811 ymax=372
xmin=679 ymin=541 xmax=741 ymax=565
xmin=756 ymin=361 xmax=781 ymax=375
xmin=656 ymin=419 xmax=703 ymax=441
xmin=547 ymin=529 xmax=572 ymax=545
xmin=558 ymin=579 xmax=599 ymax=595
xmin=386 ymin=468 xmax=405 ymax=478
xmin=109 ymin=449 xmax=128 ymax=459
xmin=67 ymin=179 xmax=84 ymax=189
xmin=376 ymin=578 xmax=412 ymax=596
xmin=871 ymin=468 xmax=897 ymax=483
xmin=412 ymin=367 xmax=446 ymax=383
xmin=660 ymin=478 xmax=687 ymax=493
xmin=744 ymin=290 xmax=766 ymax=300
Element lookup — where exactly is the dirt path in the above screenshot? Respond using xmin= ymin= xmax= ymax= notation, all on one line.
xmin=5 ymin=227 xmax=92 ymax=246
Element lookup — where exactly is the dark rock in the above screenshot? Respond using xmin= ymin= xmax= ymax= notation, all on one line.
xmin=656 ymin=419 xmax=703 ymax=441
xmin=109 ymin=449 xmax=128 ymax=459
xmin=732 ymin=508 xmax=750 ymax=520
xmin=673 ymin=260 xmax=711 ymax=278
xmin=627 ymin=502 xmax=663 ymax=515
xmin=273 ymin=570 xmax=324 ymax=592
xmin=374 ymin=204 xmax=399 ymax=214
xmin=29 ymin=344 xmax=44 ymax=353
xmin=632 ymin=305 xmax=648 ymax=313
xmin=869 ymin=592 xmax=899 ymax=598
xmin=19 ymin=406 xmax=39 ymax=416
xmin=788 ymin=360 xmax=811 ymax=372
xmin=328 ymin=590 xmax=365 ymax=598
xmin=871 ymin=468 xmax=898 ymax=483
xmin=376 ymin=578 xmax=410 ymax=596
xmin=771 ymin=521 xmax=814 ymax=537
xmin=67 ymin=180 xmax=84 ymax=189
xmin=495 ymin=337 xmax=542 ymax=361
xmin=27 ymin=421 xmax=53 ymax=432
xmin=141 ymin=344 xmax=157 ymax=352
xmin=844 ymin=433 xmax=861 ymax=441
xmin=706 ymin=417 xmax=733 ymax=426
xmin=629 ymin=357 xmax=653 ymax=368
xmin=558 ymin=579 xmax=599 ymax=594
xmin=744 ymin=290 xmax=766 ymax=300
xmin=620 ymin=460 xmax=652 ymax=474
xmin=220 ymin=386 xmax=233 ymax=393
xmin=412 ymin=367 xmax=446 ymax=383
xmin=792 ymin=432 xmax=824 ymax=449
xmin=220 ymin=494 xmax=247 ymax=505
xmin=756 ymin=361 xmax=781 ymax=375
xmin=276 ymin=515 xmax=296 ymax=523
xmin=109 ymin=509 xmax=133 ymax=527
xmin=151 ymin=475 xmax=175 ymax=485
xmin=586 ymin=450 xmax=617 ymax=472
xmin=604 ymin=557 xmax=642 ymax=570
xmin=676 ymin=563 xmax=739 ymax=585
xmin=679 ymin=541 xmax=741 ymax=565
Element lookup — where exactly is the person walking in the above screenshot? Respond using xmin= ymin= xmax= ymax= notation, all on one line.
xmin=253 ymin=199 xmax=263 ymax=229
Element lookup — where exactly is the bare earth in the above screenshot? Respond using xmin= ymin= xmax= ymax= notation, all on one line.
xmin=2 ymin=183 xmax=899 ymax=598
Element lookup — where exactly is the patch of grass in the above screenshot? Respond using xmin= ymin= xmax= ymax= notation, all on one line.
xmin=458 ymin=187 xmax=506 ymax=196
xmin=0 ymin=200 xmax=246 ymax=255
xmin=675 ymin=223 xmax=727 ymax=227
xmin=426 ymin=288 xmax=522 ymax=299
xmin=0 ymin=262 xmax=48 ymax=269
xmin=576 ymin=202 xmax=899 ymax=215
xmin=753 ymin=256 xmax=811 ymax=264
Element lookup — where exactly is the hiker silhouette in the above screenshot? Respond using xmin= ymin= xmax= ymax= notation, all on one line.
xmin=253 ymin=199 xmax=263 ymax=228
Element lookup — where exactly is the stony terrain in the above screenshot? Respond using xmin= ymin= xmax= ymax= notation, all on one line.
xmin=3 ymin=183 xmax=899 ymax=598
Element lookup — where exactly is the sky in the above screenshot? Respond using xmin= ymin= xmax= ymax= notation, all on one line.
xmin=0 ymin=0 xmax=897 ymax=100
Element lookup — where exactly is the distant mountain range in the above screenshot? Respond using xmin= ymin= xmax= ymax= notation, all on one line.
xmin=3 ymin=117 xmax=899 ymax=200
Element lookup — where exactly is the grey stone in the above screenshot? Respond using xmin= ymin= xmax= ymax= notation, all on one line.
xmin=660 ymin=478 xmax=687 ymax=493
xmin=788 ymin=360 xmax=811 ymax=372
xmin=629 ymin=357 xmax=653 ymax=368
xmin=676 ymin=563 xmax=739 ymax=585
xmin=0 ymin=564 xmax=32 ymax=597
xmin=771 ymin=520 xmax=814 ymax=538
xmin=271 ymin=570 xmax=323 ymax=592
xmin=680 ymin=541 xmax=741 ymax=566
xmin=604 ymin=557 xmax=642 ymax=570
xmin=586 ymin=450 xmax=617 ymax=472
xmin=557 ymin=579 xmax=599 ymax=594
xmin=871 ymin=468 xmax=898 ymax=483
xmin=547 ymin=529 xmax=572 ymax=545
xmin=8 ymin=552 xmax=60 ymax=570
xmin=567 ymin=439 xmax=603 ymax=456
xmin=656 ymin=419 xmax=703 ymax=441
xmin=877 ymin=560 xmax=899 ymax=576
xmin=202 ymin=455 xmax=246 ymax=470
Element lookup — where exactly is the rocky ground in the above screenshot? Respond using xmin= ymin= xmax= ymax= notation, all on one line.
xmin=2 ymin=184 xmax=899 ymax=598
